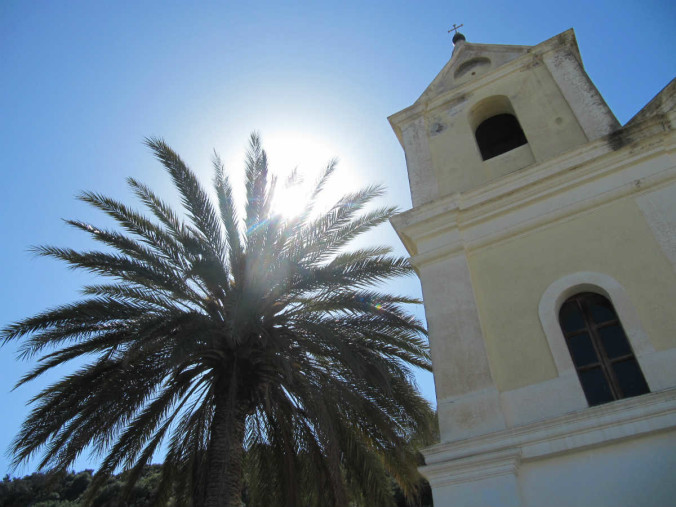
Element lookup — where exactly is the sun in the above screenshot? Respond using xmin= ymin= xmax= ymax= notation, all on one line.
xmin=264 ymin=132 xmax=341 ymax=219
xmin=272 ymin=181 xmax=310 ymax=219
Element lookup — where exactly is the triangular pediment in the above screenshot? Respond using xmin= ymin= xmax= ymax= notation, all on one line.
xmin=413 ymin=30 xmax=584 ymax=106
xmin=416 ymin=41 xmax=532 ymax=104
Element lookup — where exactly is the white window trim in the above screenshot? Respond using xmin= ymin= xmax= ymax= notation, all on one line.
xmin=538 ymin=272 xmax=655 ymax=379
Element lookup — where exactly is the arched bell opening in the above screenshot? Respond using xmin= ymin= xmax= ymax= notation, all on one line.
xmin=475 ymin=113 xmax=528 ymax=160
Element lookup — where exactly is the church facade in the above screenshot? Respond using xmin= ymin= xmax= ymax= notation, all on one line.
xmin=389 ymin=29 xmax=676 ymax=506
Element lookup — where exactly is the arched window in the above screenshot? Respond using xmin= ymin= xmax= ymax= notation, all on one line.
xmin=475 ymin=114 xmax=528 ymax=160
xmin=559 ymin=292 xmax=650 ymax=406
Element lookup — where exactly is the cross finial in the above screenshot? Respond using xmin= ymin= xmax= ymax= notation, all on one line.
xmin=448 ymin=23 xmax=464 ymax=35
xmin=448 ymin=24 xmax=466 ymax=46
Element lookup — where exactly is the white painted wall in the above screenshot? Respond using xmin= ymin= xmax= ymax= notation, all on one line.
xmin=520 ymin=430 xmax=676 ymax=507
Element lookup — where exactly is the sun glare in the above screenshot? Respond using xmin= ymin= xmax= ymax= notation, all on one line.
xmin=264 ymin=132 xmax=348 ymax=219
xmin=272 ymin=182 xmax=309 ymax=219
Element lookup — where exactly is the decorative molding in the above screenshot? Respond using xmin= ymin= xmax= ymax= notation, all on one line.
xmin=397 ymin=116 xmax=672 ymax=232
xmin=420 ymin=448 xmax=522 ymax=488
xmin=410 ymin=241 xmax=464 ymax=270
xmin=423 ymin=388 xmax=676 ymax=466
xmin=390 ymin=126 xmax=675 ymax=268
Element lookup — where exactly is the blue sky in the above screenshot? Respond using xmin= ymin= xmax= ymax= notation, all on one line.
xmin=1 ymin=0 xmax=674 ymax=475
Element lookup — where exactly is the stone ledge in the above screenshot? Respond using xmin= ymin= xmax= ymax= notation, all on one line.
xmin=391 ymin=127 xmax=676 ymax=267
xmin=421 ymin=448 xmax=522 ymax=488
xmin=423 ymin=388 xmax=676 ymax=467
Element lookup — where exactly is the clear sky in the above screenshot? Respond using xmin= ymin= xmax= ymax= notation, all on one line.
xmin=1 ymin=0 xmax=674 ymax=475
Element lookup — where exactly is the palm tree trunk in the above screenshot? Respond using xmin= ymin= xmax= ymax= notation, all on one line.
xmin=282 ymin=433 xmax=299 ymax=507
xmin=203 ymin=366 xmax=246 ymax=507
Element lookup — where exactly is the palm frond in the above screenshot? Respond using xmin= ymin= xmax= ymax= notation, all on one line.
xmin=2 ymin=134 xmax=434 ymax=507
xmin=145 ymin=137 xmax=225 ymax=258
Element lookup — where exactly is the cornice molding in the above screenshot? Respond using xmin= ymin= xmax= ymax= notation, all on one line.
xmin=391 ymin=126 xmax=675 ymax=268
xmin=422 ymin=388 xmax=676 ymax=467
xmin=420 ymin=448 xmax=522 ymax=488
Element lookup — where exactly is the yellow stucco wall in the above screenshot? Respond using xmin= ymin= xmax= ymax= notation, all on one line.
xmin=426 ymin=61 xmax=588 ymax=197
xmin=468 ymin=195 xmax=676 ymax=392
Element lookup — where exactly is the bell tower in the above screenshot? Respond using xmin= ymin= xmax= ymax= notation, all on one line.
xmin=390 ymin=29 xmax=676 ymax=506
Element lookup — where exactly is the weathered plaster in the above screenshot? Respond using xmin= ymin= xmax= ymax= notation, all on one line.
xmin=390 ymin=27 xmax=676 ymax=507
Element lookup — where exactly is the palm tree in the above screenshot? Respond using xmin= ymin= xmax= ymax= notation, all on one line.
xmin=2 ymin=134 xmax=434 ymax=507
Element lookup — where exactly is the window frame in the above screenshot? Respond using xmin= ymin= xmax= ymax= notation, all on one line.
xmin=538 ymin=272 xmax=658 ymax=398
xmin=559 ymin=292 xmax=649 ymax=405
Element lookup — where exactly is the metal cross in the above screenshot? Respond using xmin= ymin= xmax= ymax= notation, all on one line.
xmin=448 ymin=23 xmax=464 ymax=35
